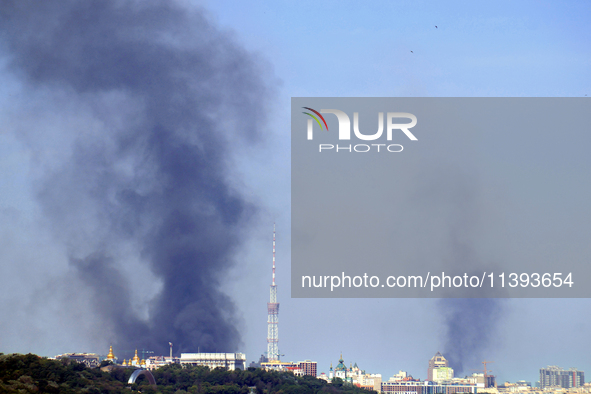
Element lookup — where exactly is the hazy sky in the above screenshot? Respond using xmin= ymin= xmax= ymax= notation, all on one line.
xmin=1 ymin=0 xmax=590 ymax=385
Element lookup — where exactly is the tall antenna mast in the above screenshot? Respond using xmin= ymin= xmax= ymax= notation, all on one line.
xmin=267 ymin=224 xmax=279 ymax=361
xmin=272 ymin=223 xmax=276 ymax=286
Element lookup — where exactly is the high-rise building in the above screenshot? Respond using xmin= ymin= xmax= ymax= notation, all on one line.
xmin=298 ymin=360 xmax=317 ymax=377
xmin=428 ymin=352 xmax=449 ymax=381
xmin=267 ymin=225 xmax=280 ymax=361
xmin=540 ymin=366 xmax=584 ymax=388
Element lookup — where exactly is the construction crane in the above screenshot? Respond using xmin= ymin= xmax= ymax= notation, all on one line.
xmin=471 ymin=361 xmax=495 ymax=388
xmin=482 ymin=360 xmax=494 ymax=379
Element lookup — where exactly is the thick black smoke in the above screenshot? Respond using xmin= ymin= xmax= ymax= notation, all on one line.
xmin=413 ymin=166 xmax=505 ymax=376
xmin=0 ymin=0 xmax=270 ymax=357
xmin=436 ymin=212 xmax=505 ymax=375
xmin=439 ymin=298 xmax=504 ymax=376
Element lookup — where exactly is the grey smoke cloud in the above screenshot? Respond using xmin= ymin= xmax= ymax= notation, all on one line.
xmin=0 ymin=0 xmax=270 ymax=357
xmin=432 ymin=172 xmax=504 ymax=376
xmin=424 ymin=167 xmax=505 ymax=376
xmin=440 ymin=298 xmax=504 ymax=376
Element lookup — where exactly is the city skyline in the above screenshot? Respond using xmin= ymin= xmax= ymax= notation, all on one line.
xmin=0 ymin=0 xmax=590 ymax=387
xmin=33 ymin=345 xmax=591 ymax=390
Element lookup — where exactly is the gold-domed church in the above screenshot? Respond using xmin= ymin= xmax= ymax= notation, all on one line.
xmin=105 ymin=346 xmax=146 ymax=367
xmin=128 ymin=349 xmax=143 ymax=366
xmin=127 ymin=349 xmax=147 ymax=367
xmin=106 ymin=345 xmax=116 ymax=362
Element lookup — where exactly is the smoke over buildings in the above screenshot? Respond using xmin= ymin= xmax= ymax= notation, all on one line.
xmin=435 ymin=184 xmax=505 ymax=376
xmin=413 ymin=165 xmax=505 ymax=376
xmin=0 ymin=0 xmax=271 ymax=357
xmin=435 ymin=182 xmax=505 ymax=376
xmin=440 ymin=298 xmax=504 ymax=376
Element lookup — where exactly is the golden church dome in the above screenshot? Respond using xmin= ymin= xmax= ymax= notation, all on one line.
xmin=106 ymin=345 xmax=115 ymax=360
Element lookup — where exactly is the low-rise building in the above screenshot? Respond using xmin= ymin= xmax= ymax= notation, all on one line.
xmin=145 ymin=356 xmax=179 ymax=370
xmin=382 ymin=381 xmax=477 ymax=394
xmin=55 ymin=353 xmax=100 ymax=368
xmin=432 ymin=368 xmax=454 ymax=382
xmin=261 ymin=360 xmax=297 ymax=371
xmin=180 ymin=353 xmax=246 ymax=371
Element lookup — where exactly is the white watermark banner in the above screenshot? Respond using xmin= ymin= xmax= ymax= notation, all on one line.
xmin=292 ymin=98 xmax=591 ymax=297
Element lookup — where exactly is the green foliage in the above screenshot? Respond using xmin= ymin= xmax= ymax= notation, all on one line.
xmin=0 ymin=353 xmax=376 ymax=394
xmin=0 ymin=353 xmax=132 ymax=394
xmin=148 ymin=364 xmax=375 ymax=394
xmin=101 ymin=359 xmax=115 ymax=367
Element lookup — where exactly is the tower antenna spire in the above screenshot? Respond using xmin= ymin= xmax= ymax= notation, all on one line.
xmin=267 ymin=223 xmax=279 ymax=361
xmin=272 ymin=223 xmax=276 ymax=286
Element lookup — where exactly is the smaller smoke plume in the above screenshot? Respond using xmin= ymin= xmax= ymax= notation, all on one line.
xmin=412 ymin=164 xmax=506 ymax=376
xmin=440 ymin=298 xmax=504 ymax=375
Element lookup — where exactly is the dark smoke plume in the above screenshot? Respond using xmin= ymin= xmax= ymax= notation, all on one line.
xmin=0 ymin=0 xmax=270 ymax=357
xmin=436 ymin=210 xmax=505 ymax=375
xmin=413 ymin=166 xmax=505 ymax=376
xmin=439 ymin=298 xmax=504 ymax=376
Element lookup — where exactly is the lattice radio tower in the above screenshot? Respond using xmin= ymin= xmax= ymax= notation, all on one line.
xmin=267 ymin=224 xmax=280 ymax=361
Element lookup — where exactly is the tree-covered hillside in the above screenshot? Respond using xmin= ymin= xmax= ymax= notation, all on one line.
xmin=0 ymin=353 xmax=132 ymax=393
xmin=0 ymin=353 xmax=377 ymax=394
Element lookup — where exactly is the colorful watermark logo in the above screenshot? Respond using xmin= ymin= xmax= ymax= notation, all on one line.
xmin=302 ymin=107 xmax=418 ymax=152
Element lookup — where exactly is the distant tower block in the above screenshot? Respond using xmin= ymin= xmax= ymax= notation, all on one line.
xmin=428 ymin=351 xmax=449 ymax=381
xmin=267 ymin=224 xmax=280 ymax=361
